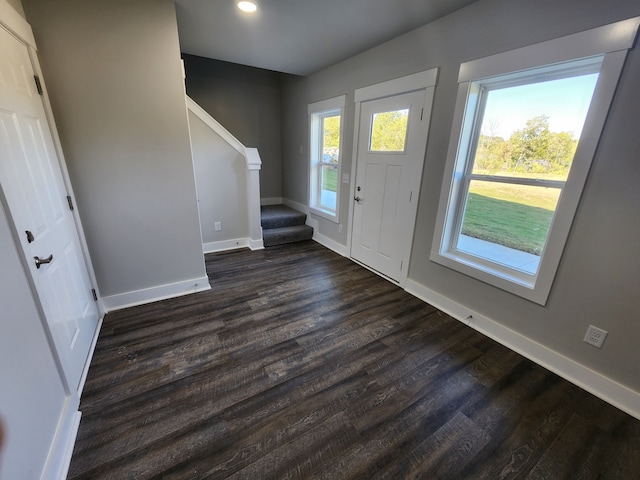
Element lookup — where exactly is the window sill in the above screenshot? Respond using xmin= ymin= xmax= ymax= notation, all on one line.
xmin=309 ymin=206 xmax=339 ymax=223
xmin=430 ymin=244 xmax=551 ymax=305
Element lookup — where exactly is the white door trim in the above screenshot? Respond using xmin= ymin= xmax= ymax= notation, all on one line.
xmin=347 ymin=69 xmax=438 ymax=286
xmin=354 ymin=69 xmax=439 ymax=103
xmin=0 ymin=0 xmax=104 ymax=317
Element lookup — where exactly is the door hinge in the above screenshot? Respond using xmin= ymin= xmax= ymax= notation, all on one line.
xmin=420 ymin=108 xmax=424 ymax=121
xmin=91 ymin=288 xmax=98 ymax=301
xmin=66 ymin=195 xmax=74 ymax=211
xmin=400 ymin=261 xmax=403 ymax=271
xmin=409 ymin=191 xmax=413 ymax=202
xmin=34 ymin=75 xmax=43 ymax=95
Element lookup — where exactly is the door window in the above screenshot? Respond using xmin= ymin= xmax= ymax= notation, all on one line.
xmin=369 ymin=108 xmax=409 ymax=152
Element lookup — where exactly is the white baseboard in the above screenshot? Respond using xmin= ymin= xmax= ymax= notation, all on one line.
xmin=102 ymin=276 xmax=211 ymax=312
xmin=203 ymin=238 xmax=249 ymax=253
xmin=261 ymin=197 xmax=283 ymax=206
xmin=312 ymin=231 xmax=349 ymax=257
xmin=282 ymin=198 xmax=309 ymax=214
xmin=405 ymin=279 xmax=640 ymax=420
xmin=249 ymin=238 xmax=264 ymax=250
xmin=77 ymin=316 xmax=103 ymax=397
xmin=42 ymin=397 xmax=81 ymax=480
xmin=203 ymin=237 xmax=264 ymax=252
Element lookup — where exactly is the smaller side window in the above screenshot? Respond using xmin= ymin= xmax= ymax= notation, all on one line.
xmin=308 ymin=95 xmax=345 ymax=221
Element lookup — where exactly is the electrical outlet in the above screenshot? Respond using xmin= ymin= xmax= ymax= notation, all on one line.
xmin=338 ymin=224 xmax=343 ymax=233
xmin=214 ymin=221 xmax=222 ymax=231
xmin=342 ymin=173 xmax=350 ymax=184
xmin=583 ymin=325 xmax=608 ymax=348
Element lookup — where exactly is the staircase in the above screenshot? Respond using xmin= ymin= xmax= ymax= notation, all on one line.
xmin=261 ymin=205 xmax=314 ymax=247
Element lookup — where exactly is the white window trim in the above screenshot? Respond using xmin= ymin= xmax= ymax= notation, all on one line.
xmin=308 ymin=95 xmax=346 ymax=222
xmin=431 ymin=17 xmax=640 ymax=305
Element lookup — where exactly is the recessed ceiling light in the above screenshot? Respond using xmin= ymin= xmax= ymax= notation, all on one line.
xmin=237 ymin=1 xmax=257 ymax=13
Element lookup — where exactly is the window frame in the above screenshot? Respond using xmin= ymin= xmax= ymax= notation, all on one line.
xmin=431 ymin=17 xmax=639 ymax=305
xmin=308 ymin=95 xmax=346 ymax=222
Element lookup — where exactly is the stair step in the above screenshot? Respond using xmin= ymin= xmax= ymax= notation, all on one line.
xmin=263 ymin=225 xmax=314 ymax=247
xmin=261 ymin=205 xmax=307 ymax=229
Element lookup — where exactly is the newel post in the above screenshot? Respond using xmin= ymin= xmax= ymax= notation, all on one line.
xmin=244 ymin=148 xmax=264 ymax=250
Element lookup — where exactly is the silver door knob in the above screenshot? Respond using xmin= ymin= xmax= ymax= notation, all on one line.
xmin=34 ymin=254 xmax=53 ymax=269
xmin=354 ymin=196 xmax=361 ymax=202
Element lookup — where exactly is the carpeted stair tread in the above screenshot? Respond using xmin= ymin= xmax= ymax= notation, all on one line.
xmin=263 ymin=225 xmax=314 ymax=247
xmin=261 ymin=205 xmax=307 ymax=229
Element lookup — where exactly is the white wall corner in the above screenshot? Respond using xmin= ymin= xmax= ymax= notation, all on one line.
xmin=404 ymin=279 xmax=640 ymax=421
xmin=102 ymin=276 xmax=211 ymax=312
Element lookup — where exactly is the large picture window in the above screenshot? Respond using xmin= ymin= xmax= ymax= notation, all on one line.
xmin=309 ymin=95 xmax=345 ymax=221
xmin=431 ymin=18 xmax=639 ymax=304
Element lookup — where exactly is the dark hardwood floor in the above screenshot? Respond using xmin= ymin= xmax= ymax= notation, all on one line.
xmin=68 ymin=241 xmax=640 ymax=479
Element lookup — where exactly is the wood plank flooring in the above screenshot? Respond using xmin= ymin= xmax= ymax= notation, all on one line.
xmin=68 ymin=241 xmax=640 ymax=479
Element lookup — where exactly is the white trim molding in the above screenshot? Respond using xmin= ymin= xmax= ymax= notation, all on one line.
xmin=283 ymin=198 xmax=309 ymax=215
xmin=304 ymin=215 xmax=349 ymax=257
xmin=203 ymin=237 xmax=264 ymax=253
xmin=186 ymin=96 xmax=245 ymax=155
xmin=43 ymin=406 xmax=81 ymax=480
xmin=312 ymin=232 xmax=349 ymax=257
xmin=349 ymin=68 xmax=438 ymax=288
xmin=102 ymin=276 xmax=211 ymax=312
xmin=186 ymin=97 xmax=264 ymax=251
xmin=0 ymin=0 xmax=35 ymax=48
xmin=354 ymin=69 xmax=439 ymax=102
xmin=459 ymin=17 xmax=640 ymax=83
xmin=405 ymin=279 xmax=640 ymax=421
xmin=430 ymin=17 xmax=639 ymax=305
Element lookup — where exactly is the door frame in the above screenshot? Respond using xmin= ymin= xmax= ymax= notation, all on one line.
xmin=0 ymin=1 xmax=104 ymax=384
xmin=347 ymin=69 xmax=438 ymax=287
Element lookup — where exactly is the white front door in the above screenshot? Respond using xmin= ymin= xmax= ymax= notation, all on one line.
xmin=0 ymin=25 xmax=99 ymax=391
xmin=351 ymin=89 xmax=429 ymax=283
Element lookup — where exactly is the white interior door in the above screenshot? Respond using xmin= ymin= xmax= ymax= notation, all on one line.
xmin=0 ymin=25 xmax=99 ymax=392
xmin=351 ymin=89 xmax=429 ymax=283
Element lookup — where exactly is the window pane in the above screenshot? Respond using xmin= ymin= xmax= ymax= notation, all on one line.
xmin=370 ymin=109 xmax=409 ymax=152
xmin=322 ymin=115 xmax=341 ymax=157
xmin=472 ymin=74 xmax=599 ymax=181
xmin=320 ymin=164 xmax=337 ymax=210
xmin=456 ymin=180 xmax=561 ymax=273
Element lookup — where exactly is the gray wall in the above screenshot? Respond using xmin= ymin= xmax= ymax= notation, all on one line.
xmin=183 ymin=54 xmax=289 ymax=200
xmin=22 ymin=0 xmax=207 ymax=298
xmin=281 ymin=0 xmax=640 ymax=392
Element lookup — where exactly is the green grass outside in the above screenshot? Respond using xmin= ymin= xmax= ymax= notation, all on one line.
xmin=322 ymin=167 xmax=338 ymax=192
xmin=461 ymin=194 xmax=555 ymax=255
xmin=461 ymin=181 xmax=560 ymax=255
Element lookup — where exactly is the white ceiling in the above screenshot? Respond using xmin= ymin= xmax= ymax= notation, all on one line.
xmin=174 ymin=0 xmax=480 ymax=76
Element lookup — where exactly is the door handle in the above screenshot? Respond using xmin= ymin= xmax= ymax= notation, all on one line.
xmin=354 ymin=196 xmax=361 ymax=202
xmin=34 ymin=254 xmax=53 ymax=269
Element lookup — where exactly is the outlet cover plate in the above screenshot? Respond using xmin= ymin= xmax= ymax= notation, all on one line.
xmin=584 ymin=325 xmax=608 ymax=348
